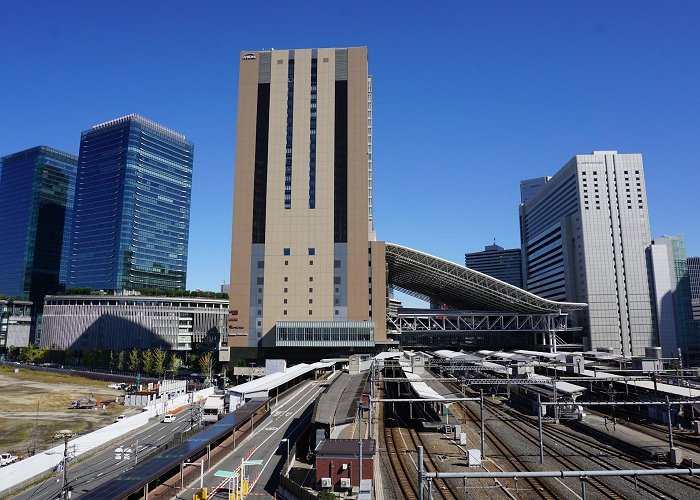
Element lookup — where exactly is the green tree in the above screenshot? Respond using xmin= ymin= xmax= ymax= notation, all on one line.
xmin=198 ymin=352 xmax=215 ymax=384
xmin=152 ymin=348 xmax=167 ymax=377
xmin=142 ymin=349 xmax=154 ymax=375
xmin=94 ymin=349 xmax=106 ymax=368
xmin=108 ymin=350 xmax=117 ymax=370
xmin=80 ymin=349 xmax=95 ymax=367
xmin=64 ymin=348 xmax=77 ymax=366
xmin=128 ymin=348 xmax=140 ymax=373
xmin=7 ymin=346 xmax=19 ymax=361
xmin=167 ymin=353 xmax=182 ymax=378
xmin=117 ymin=350 xmax=126 ymax=371
xmin=19 ymin=345 xmax=45 ymax=363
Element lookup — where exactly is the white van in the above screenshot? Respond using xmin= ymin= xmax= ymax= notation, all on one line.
xmin=163 ymin=414 xmax=176 ymax=423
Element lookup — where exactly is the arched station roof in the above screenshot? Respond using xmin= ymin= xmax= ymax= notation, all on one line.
xmin=385 ymin=243 xmax=586 ymax=314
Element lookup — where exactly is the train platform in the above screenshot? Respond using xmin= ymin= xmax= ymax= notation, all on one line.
xmin=573 ymin=413 xmax=700 ymax=464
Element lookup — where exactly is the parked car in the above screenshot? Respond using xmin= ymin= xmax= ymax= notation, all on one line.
xmin=0 ymin=453 xmax=18 ymax=466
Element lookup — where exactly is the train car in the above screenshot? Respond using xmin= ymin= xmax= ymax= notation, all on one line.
xmin=510 ymin=379 xmax=586 ymax=420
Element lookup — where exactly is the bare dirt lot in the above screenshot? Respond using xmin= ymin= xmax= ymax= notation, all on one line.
xmin=0 ymin=366 xmax=133 ymax=457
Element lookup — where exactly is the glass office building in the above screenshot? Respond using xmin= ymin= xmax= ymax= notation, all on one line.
xmin=0 ymin=146 xmax=78 ymax=303
xmin=68 ymin=115 xmax=193 ymax=292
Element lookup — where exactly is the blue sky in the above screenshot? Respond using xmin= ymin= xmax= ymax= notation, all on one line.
xmin=1 ymin=1 xmax=699 ymax=292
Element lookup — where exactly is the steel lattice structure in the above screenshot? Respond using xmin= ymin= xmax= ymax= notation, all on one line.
xmin=388 ymin=310 xmax=573 ymax=333
xmin=385 ymin=243 xmax=586 ymax=314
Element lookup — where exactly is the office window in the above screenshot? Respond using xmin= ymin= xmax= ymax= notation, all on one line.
xmin=283 ymin=298 xmax=287 ymax=304
xmin=334 ymin=276 xmax=341 ymax=284
xmin=309 ymin=310 xmax=313 ymax=315
xmin=309 ymin=277 xmax=314 ymax=282
xmin=257 ymin=261 xmax=264 ymax=268
xmin=308 ymin=247 xmax=315 ymax=255
xmin=283 ymin=310 xmax=287 ymax=315
xmin=284 ymin=287 xmax=288 ymax=293
xmin=309 ymin=287 xmax=313 ymax=293
xmin=334 ymin=260 xmax=341 ymax=268
xmin=283 ymin=248 xmax=291 ymax=256
xmin=309 ymin=298 xmax=313 ymax=304
xmin=309 ymin=260 xmax=314 ymax=266
xmin=284 ymin=276 xmax=288 ymax=282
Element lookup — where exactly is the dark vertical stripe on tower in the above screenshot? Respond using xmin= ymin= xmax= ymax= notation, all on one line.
xmin=284 ymin=53 xmax=295 ymax=209
xmin=334 ymin=80 xmax=348 ymax=243
xmin=252 ymin=83 xmax=270 ymax=243
xmin=309 ymin=53 xmax=317 ymax=209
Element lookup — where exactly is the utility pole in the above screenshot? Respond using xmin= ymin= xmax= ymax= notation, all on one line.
xmin=61 ymin=434 xmax=69 ymax=499
xmin=358 ymin=404 xmax=363 ymax=490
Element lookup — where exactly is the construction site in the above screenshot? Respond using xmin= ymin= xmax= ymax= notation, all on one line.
xmin=0 ymin=365 xmax=128 ymax=459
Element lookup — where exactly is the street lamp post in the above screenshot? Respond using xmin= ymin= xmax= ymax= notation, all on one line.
xmin=281 ymin=438 xmax=290 ymax=476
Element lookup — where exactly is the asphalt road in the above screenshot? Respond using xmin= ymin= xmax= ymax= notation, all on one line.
xmin=14 ymin=409 xmax=199 ymax=499
xmin=177 ymin=380 xmax=325 ymax=499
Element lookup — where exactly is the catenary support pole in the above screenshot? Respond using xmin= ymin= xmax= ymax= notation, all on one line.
xmin=538 ymin=394 xmax=544 ymax=464
xmin=418 ymin=445 xmax=424 ymax=500
xmin=480 ymin=389 xmax=485 ymax=459
xmin=667 ymin=396 xmax=674 ymax=453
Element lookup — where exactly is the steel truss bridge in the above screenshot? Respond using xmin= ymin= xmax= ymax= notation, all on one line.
xmin=389 ymin=310 xmax=571 ymax=334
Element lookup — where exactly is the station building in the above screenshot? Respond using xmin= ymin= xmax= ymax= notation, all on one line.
xmin=228 ymin=47 xmax=385 ymax=353
xmin=227 ymin=46 xmax=587 ymax=359
xmin=39 ymin=295 xmax=226 ymax=351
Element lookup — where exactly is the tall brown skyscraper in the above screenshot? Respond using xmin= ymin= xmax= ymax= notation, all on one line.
xmin=228 ymin=47 xmax=386 ymax=352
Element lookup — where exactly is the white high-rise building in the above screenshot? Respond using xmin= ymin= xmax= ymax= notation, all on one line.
xmin=520 ymin=151 xmax=656 ymax=356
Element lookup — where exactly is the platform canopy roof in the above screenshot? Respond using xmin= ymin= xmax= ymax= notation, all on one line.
xmin=385 ymin=243 xmax=586 ymax=314
xmin=229 ymin=361 xmax=333 ymax=396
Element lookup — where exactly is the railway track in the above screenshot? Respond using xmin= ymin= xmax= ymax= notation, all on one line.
xmin=468 ymin=398 xmax=623 ymax=498
xmin=451 ymin=397 xmax=567 ymax=499
xmin=379 ymin=385 xmax=419 ymax=499
xmin=542 ymin=416 xmax=700 ymax=498
xmin=407 ymin=427 xmax=459 ymax=499
xmin=462 ymin=385 xmax=700 ymax=499
xmin=380 ymin=377 xmax=467 ymax=499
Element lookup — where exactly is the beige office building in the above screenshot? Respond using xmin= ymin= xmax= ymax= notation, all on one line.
xmin=228 ymin=47 xmax=386 ymax=350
